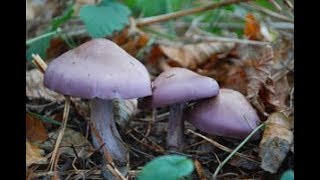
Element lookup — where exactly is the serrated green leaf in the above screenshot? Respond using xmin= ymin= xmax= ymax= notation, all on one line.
xmin=26 ymin=33 xmax=53 ymax=61
xmin=280 ymin=169 xmax=294 ymax=180
xmin=79 ymin=0 xmax=131 ymax=38
xmin=138 ymin=155 xmax=194 ymax=180
xmin=51 ymin=5 xmax=74 ymax=31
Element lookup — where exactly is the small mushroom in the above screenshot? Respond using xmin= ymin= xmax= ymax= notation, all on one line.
xmin=139 ymin=67 xmax=219 ymax=151
xmin=44 ymin=39 xmax=152 ymax=170
xmin=184 ymin=89 xmax=261 ymax=140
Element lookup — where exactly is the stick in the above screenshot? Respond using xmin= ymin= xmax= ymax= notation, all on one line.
xmin=244 ymin=3 xmax=293 ymax=22
xmin=136 ymin=0 xmax=251 ymax=26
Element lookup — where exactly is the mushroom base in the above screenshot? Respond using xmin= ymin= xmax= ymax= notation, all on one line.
xmin=90 ymin=98 xmax=127 ymax=165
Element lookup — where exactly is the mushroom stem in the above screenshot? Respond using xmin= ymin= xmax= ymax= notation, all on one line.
xmin=90 ymin=98 xmax=127 ymax=165
xmin=167 ymin=103 xmax=185 ymax=151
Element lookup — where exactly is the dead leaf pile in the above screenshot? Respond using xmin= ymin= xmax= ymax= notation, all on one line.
xmin=147 ymin=40 xmax=235 ymax=74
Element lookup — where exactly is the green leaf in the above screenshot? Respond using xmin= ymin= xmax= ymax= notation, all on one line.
xmin=138 ymin=155 xmax=194 ymax=180
xmin=51 ymin=5 xmax=74 ymax=31
xmin=26 ymin=33 xmax=53 ymax=61
xmin=124 ymin=0 xmax=193 ymax=17
xmin=280 ymin=169 xmax=294 ymax=180
xmin=79 ymin=0 xmax=131 ymax=38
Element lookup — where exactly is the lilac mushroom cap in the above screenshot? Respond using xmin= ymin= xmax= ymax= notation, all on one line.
xmin=44 ymin=38 xmax=152 ymax=99
xmin=139 ymin=67 xmax=220 ymax=108
xmin=185 ymin=89 xmax=261 ymax=140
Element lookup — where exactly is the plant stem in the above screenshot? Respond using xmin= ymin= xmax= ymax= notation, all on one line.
xmin=212 ymin=123 xmax=265 ymax=179
xmin=167 ymin=103 xmax=185 ymax=151
xmin=136 ymin=0 xmax=251 ymax=26
xmin=90 ymin=98 xmax=127 ymax=165
xmin=26 ymin=28 xmax=62 ymax=46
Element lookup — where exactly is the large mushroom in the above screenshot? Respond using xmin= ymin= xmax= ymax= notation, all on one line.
xmin=184 ymin=89 xmax=261 ymax=140
xmin=139 ymin=67 xmax=219 ymax=151
xmin=44 ymin=39 xmax=152 ymax=171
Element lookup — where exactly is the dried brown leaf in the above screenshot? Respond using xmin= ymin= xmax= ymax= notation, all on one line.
xmin=112 ymin=26 xmax=149 ymax=56
xmin=113 ymin=98 xmax=138 ymax=128
xmin=158 ymin=42 xmax=235 ymax=69
xmin=259 ymin=112 xmax=293 ymax=173
xmin=41 ymin=128 xmax=94 ymax=159
xmin=26 ymin=140 xmax=48 ymax=167
xmin=26 ymin=69 xmax=64 ymax=102
xmin=194 ymin=159 xmax=207 ymax=180
xmin=26 ymin=113 xmax=48 ymax=143
xmin=267 ymin=76 xmax=290 ymax=112
xmin=244 ymin=13 xmax=263 ymax=41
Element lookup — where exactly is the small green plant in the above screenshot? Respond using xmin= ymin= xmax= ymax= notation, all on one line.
xmin=137 ymin=155 xmax=194 ymax=180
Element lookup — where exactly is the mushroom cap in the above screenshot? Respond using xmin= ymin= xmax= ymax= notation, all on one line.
xmin=44 ymin=38 xmax=152 ymax=99
xmin=185 ymin=89 xmax=261 ymax=140
xmin=139 ymin=67 xmax=219 ymax=108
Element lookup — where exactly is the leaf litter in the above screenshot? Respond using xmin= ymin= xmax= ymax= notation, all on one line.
xmin=26 ymin=0 xmax=294 ymax=179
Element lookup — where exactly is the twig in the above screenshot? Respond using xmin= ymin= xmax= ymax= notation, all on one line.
xmin=32 ymin=54 xmax=48 ymax=73
xmin=243 ymin=3 xmax=293 ymax=22
xmin=136 ymin=0 xmax=251 ymax=26
xmin=49 ymin=96 xmax=71 ymax=171
xmin=133 ymin=127 xmax=165 ymax=152
xmin=284 ymin=0 xmax=294 ymax=9
xmin=187 ymin=129 xmax=259 ymax=163
xmin=128 ymin=132 xmax=165 ymax=153
xmin=269 ymin=0 xmax=282 ymax=11
xmin=187 ymin=27 xmax=270 ymax=46
xmin=31 ymin=54 xmax=72 ymax=173
xmin=141 ymin=108 xmax=156 ymax=143
xmin=212 ymin=123 xmax=265 ymax=179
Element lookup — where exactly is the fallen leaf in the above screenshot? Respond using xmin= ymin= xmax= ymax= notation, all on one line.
xmin=223 ymin=66 xmax=248 ymax=95
xmin=26 ymin=140 xmax=48 ymax=167
xmin=113 ymin=98 xmax=138 ymax=128
xmin=112 ymin=26 xmax=150 ymax=56
xmin=194 ymin=159 xmax=207 ymax=180
xmin=259 ymin=112 xmax=293 ymax=173
xmin=158 ymin=41 xmax=235 ymax=70
xmin=244 ymin=13 xmax=263 ymax=41
xmin=41 ymin=128 xmax=94 ymax=159
xmin=266 ymin=76 xmax=290 ymax=112
xmin=26 ymin=113 xmax=48 ymax=143
xmin=26 ymin=69 xmax=64 ymax=102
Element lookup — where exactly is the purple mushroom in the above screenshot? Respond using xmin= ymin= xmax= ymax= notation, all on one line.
xmin=184 ymin=89 xmax=261 ymax=140
xmin=139 ymin=67 xmax=219 ymax=151
xmin=44 ymin=39 xmax=152 ymax=167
